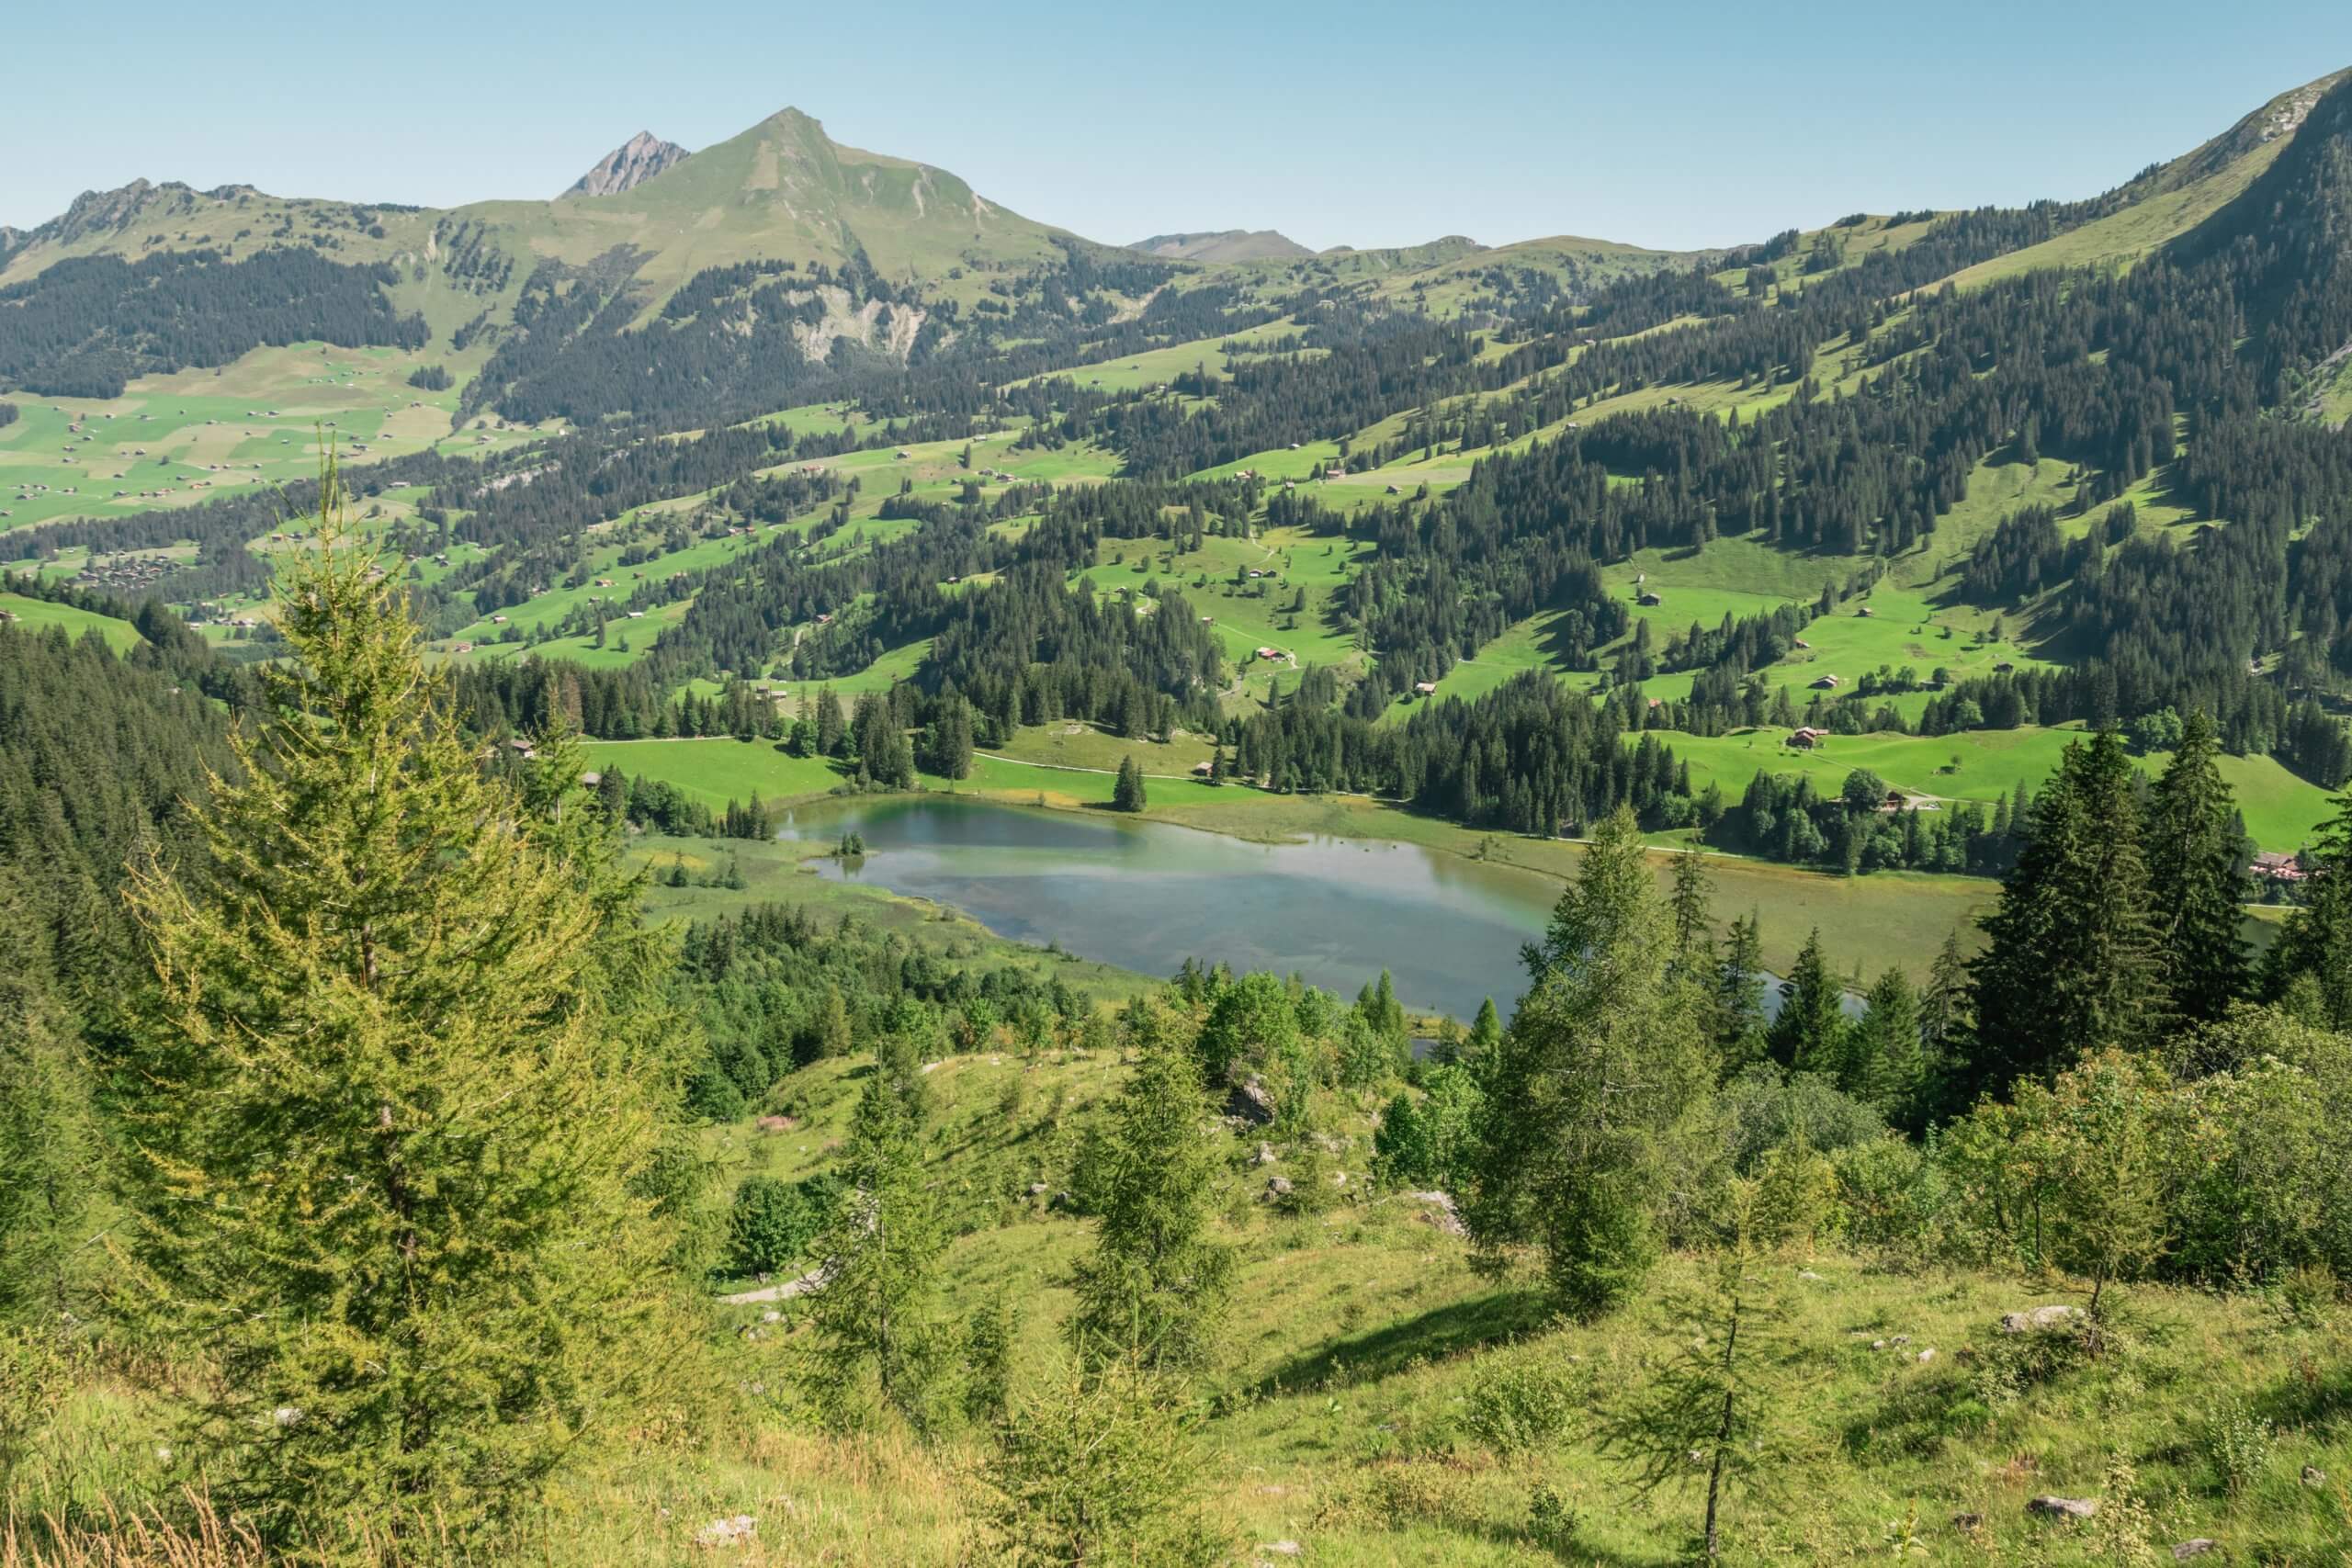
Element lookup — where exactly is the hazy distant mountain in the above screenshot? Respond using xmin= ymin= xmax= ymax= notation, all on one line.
xmin=560 ymin=130 xmax=689 ymax=198
xmin=1130 ymin=230 xmax=1315 ymax=263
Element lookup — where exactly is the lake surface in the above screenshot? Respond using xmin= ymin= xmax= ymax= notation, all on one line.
xmin=783 ymin=796 xmax=1558 ymax=1019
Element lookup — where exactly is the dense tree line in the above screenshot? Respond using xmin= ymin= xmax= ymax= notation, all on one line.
xmin=0 ymin=249 xmax=425 ymax=398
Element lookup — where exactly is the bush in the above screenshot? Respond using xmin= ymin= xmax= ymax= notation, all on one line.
xmin=726 ymin=1173 xmax=836 ymax=1277
xmin=978 ymin=1364 xmax=1224 ymax=1565
xmin=1460 ymin=1349 xmax=1582 ymax=1457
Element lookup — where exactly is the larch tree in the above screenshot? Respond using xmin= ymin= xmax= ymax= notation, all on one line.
xmin=117 ymin=472 xmax=704 ymax=1541
xmin=804 ymin=1064 xmax=944 ymax=1429
xmin=1067 ymin=1000 xmax=1234 ymax=1374
xmin=1467 ymin=807 xmax=1715 ymax=1318
xmin=0 ymin=879 xmax=100 ymax=1325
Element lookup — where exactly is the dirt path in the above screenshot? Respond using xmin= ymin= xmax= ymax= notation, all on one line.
xmin=718 ymin=1267 xmax=824 ymax=1305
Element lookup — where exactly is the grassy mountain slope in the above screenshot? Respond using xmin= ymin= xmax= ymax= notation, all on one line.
xmin=1131 ymin=229 xmax=1316 ymax=262
xmin=1939 ymin=70 xmax=2348 ymax=289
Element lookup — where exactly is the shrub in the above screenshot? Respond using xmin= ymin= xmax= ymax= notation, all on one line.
xmin=1460 ymin=1349 xmax=1582 ymax=1457
xmin=726 ymin=1173 xmax=836 ymax=1277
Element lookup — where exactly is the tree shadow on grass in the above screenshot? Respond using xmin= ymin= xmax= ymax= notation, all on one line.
xmin=1248 ymin=1287 xmax=1554 ymax=1398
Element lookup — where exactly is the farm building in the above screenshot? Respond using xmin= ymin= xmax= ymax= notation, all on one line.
xmin=2253 ymin=852 xmax=2309 ymax=883
xmin=1786 ymin=727 xmax=1829 ymax=750
xmin=1810 ymin=673 xmax=1839 ymax=689
xmin=1637 ymin=592 xmax=1664 ymax=606
xmin=1414 ymin=681 xmax=1438 ymax=694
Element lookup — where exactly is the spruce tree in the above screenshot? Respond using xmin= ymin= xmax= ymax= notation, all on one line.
xmin=1969 ymin=729 xmax=2162 ymax=1100
xmin=1668 ymin=850 xmax=1716 ymax=983
xmin=2143 ymin=710 xmax=2248 ymax=1021
xmin=1468 ymin=807 xmax=1714 ymax=1317
xmin=1067 ymin=1001 xmax=1234 ymax=1373
xmin=1113 ymin=753 xmax=1148 ymax=813
xmin=118 ymin=476 xmax=701 ymax=1540
xmin=1715 ymin=910 xmax=1769 ymax=1076
xmin=2264 ymin=784 xmax=2352 ymax=1026
xmin=1766 ymin=928 xmax=1846 ymax=1078
xmin=1848 ymin=966 xmax=1922 ymax=1114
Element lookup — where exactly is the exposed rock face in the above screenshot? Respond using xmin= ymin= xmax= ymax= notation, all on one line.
xmin=563 ymin=130 xmax=689 ymax=198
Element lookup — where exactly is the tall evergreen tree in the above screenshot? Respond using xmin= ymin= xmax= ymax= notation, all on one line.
xmin=1968 ymin=728 xmax=2162 ymax=1100
xmin=1766 ymin=929 xmax=1846 ymax=1079
xmin=117 ymin=475 xmax=702 ymax=1540
xmin=1847 ymin=966 xmax=1922 ymax=1114
xmin=1715 ymin=910 xmax=1769 ymax=1077
xmin=1668 ymin=850 xmax=1716 ymax=984
xmin=1468 ymin=807 xmax=1714 ymax=1317
xmin=2143 ymin=710 xmax=2248 ymax=1021
xmin=1067 ymin=1000 xmax=1235 ymax=1373
xmin=2264 ymin=784 xmax=2352 ymax=1026
xmin=1113 ymin=753 xmax=1148 ymax=813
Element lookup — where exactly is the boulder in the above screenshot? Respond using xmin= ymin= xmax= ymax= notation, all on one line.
xmin=695 ymin=1514 xmax=757 ymax=1548
xmin=1406 ymin=1190 xmax=1465 ymax=1236
xmin=1252 ymin=1142 xmax=1278 ymax=1167
xmin=2001 ymin=1305 xmax=2082 ymax=1334
xmin=2027 ymin=1496 xmax=2098 ymax=1520
xmin=1915 ymin=1348 xmax=1937 ymax=1364
xmin=1265 ymin=1176 xmax=1294 ymax=1199
xmin=1225 ymin=1077 xmax=1275 ymax=1125
xmin=2171 ymin=1542 xmax=2218 ymax=1561
xmin=2302 ymin=1464 xmax=2327 ymax=1488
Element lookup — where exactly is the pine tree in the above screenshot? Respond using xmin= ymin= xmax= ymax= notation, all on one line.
xmin=1969 ymin=728 xmax=2162 ymax=1100
xmin=1766 ymin=929 xmax=1846 ymax=1078
xmin=117 ymin=473 xmax=702 ymax=1540
xmin=1113 ymin=753 xmax=1148 ymax=813
xmin=1468 ymin=807 xmax=1714 ymax=1317
xmin=2143 ymin=709 xmax=2248 ymax=1021
xmin=1067 ymin=1001 xmax=1234 ymax=1373
xmin=805 ymin=1067 xmax=944 ymax=1428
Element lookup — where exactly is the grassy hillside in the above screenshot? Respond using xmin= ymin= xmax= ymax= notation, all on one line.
xmin=0 ymin=592 xmax=141 ymax=649
xmin=34 ymin=1037 xmax=2349 ymax=1563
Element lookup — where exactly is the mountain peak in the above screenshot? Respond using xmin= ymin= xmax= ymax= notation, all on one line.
xmin=560 ymin=131 xmax=690 ymax=199
xmin=1130 ymin=230 xmax=1315 ymax=263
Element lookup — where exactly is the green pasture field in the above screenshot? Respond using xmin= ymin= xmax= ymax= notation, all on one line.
xmin=0 ymin=592 xmax=143 ymax=650
xmin=0 ymin=342 xmax=543 ymax=533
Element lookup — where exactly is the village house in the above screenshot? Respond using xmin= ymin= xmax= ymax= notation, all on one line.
xmin=2253 ymin=852 xmax=2309 ymax=883
xmin=1191 ymin=761 xmax=1214 ymax=777
xmin=1786 ymin=727 xmax=1829 ymax=750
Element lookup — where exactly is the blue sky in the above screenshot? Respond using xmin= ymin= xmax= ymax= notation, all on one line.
xmin=8 ymin=1 xmax=2350 ymax=252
